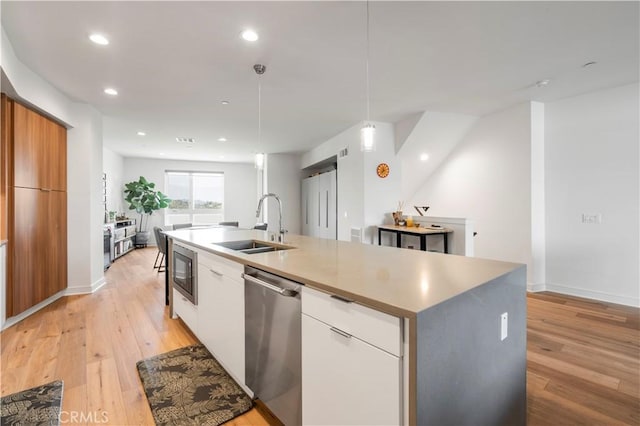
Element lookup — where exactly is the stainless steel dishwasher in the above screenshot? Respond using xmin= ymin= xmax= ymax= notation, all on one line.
xmin=243 ymin=266 xmax=302 ymax=426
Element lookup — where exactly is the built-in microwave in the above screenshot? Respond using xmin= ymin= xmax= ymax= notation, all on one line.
xmin=172 ymin=243 xmax=197 ymax=305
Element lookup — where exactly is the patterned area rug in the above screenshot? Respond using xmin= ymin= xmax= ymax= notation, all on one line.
xmin=137 ymin=344 xmax=253 ymax=426
xmin=0 ymin=380 xmax=63 ymax=426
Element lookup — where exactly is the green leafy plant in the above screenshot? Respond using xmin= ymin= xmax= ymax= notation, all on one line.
xmin=124 ymin=176 xmax=171 ymax=232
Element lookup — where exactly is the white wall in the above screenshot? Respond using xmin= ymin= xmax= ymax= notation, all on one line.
xmin=122 ymin=157 xmax=258 ymax=243
xmin=363 ymin=123 xmax=401 ymax=244
xmin=265 ymin=153 xmax=303 ymax=235
xmin=103 ymin=148 xmax=125 ymax=216
xmin=410 ymin=103 xmax=534 ymax=280
xmin=530 ymin=102 xmax=546 ymax=289
xmin=67 ymin=103 xmax=105 ymax=292
xmin=545 ymin=83 xmax=639 ymax=306
xmin=396 ymin=111 xmax=478 ymax=202
xmin=302 ymin=121 xmax=401 ymax=243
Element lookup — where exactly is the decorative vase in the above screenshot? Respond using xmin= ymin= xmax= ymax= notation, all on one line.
xmin=393 ymin=211 xmax=403 ymax=225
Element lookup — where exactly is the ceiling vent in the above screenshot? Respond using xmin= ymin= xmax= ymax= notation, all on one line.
xmin=176 ymin=137 xmax=196 ymax=144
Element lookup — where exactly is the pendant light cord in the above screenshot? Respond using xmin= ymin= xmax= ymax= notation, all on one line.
xmin=253 ymin=64 xmax=266 ymax=152
xmin=365 ymin=0 xmax=371 ymax=122
xmin=258 ymin=75 xmax=261 ymax=146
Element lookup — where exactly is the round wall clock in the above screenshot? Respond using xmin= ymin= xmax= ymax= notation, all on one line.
xmin=376 ymin=163 xmax=390 ymax=178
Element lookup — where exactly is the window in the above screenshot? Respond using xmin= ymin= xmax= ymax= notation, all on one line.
xmin=165 ymin=171 xmax=224 ymax=226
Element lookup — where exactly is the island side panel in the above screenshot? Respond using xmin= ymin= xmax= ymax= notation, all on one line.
xmin=415 ymin=266 xmax=526 ymax=426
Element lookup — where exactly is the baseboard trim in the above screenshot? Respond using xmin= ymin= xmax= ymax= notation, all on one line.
xmin=544 ymin=283 xmax=639 ymax=308
xmin=527 ymin=283 xmax=546 ymax=292
xmin=2 ymin=291 xmax=65 ymax=330
xmin=2 ymin=277 xmax=108 ymax=330
xmin=65 ymin=277 xmax=107 ymax=295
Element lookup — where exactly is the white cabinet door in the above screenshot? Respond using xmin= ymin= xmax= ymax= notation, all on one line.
xmin=173 ymin=288 xmax=198 ymax=334
xmin=302 ymin=176 xmax=320 ymax=237
xmin=301 ymin=177 xmax=310 ymax=236
xmin=197 ymin=263 xmax=245 ymax=385
xmin=302 ymin=171 xmax=336 ymax=239
xmin=302 ymin=313 xmax=401 ymax=426
xmin=318 ymin=170 xmax=337 ymax=240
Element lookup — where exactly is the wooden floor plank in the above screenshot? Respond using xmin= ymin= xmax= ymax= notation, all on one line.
xmin=86 ymin=358 xmax=129 ymax=425
xmin=1 ymin=248 xmax=638 ymax=425
xmin=527 ymin=293 xmax=640 ymax=426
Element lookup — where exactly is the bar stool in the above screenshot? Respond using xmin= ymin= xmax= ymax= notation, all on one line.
xmin=153 ymin=226 xmax=167 ymax=272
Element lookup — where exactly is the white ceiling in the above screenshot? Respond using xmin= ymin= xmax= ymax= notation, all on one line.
xmin=1 ymin=1 xmax=638 ymax=163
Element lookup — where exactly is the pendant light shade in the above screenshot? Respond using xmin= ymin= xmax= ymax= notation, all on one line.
xmin=361 ymin=123 xmax=375 ymax=152
xmin=254 ymin=64 xmax=266 ymax=170
xmin=254 ymin=153 xmax=265 ymax=170
xmin=361 ymin=0 xmax=375 ymax=152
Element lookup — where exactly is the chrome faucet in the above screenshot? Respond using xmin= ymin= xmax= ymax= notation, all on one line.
xmin=256 ymin=193 xmax=285 ymax=243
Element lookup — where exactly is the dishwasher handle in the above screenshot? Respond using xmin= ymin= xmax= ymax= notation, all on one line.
xmin=242 ymin=273 xmax=299 ymax=297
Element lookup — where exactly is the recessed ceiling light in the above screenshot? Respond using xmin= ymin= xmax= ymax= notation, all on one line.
xmin=218 ymin=137 xmax=227 ymax=142
xmin=221 ymin=100 xmax=230 ymax=105
xmin=104 ymin=88 xmax=118 ymax=96
xmin=137 ymin=131 xmax=146 ymax=136
xmin=241 ymin=29 xmax=259 ymax=42
xmin=159 ymin=152 xmax=165 ymax=156
xmin=420 ymin=153 xmax=429 ymax=162
xmin=89 ymin=33 xmax=109 ymax=45
xmin=219 ymin=155 xmax=225 ymax=159
xmin=535 ymin=79 xmax=551 ymax=88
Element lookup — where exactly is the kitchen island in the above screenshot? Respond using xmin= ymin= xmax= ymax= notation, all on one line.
xmin=165 ymin=228 xmax=526 ymax=425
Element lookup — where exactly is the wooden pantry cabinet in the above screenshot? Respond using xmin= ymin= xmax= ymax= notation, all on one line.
xmin=1 ymin=94 xmax=68 ymax=317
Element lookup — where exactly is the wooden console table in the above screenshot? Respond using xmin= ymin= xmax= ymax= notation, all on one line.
xmin=378 ymin=225 xmax=453 ymax=253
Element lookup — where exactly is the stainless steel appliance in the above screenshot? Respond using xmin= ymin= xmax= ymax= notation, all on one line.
xmin=103 ymin=228 xmax=111 ymax=270
xmin=243 ymin=266 xmax=302 ymax=425
xmin=172 ymin=243 xmax=197 ymax=305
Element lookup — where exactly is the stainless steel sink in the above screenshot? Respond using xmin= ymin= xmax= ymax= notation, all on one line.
xmin=213 ymin=239 xmax=294 ymax=255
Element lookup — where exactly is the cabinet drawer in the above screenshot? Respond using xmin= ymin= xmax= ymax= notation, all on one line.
xmin=173 ymin=288 xmax=198 ymax=333
xmin=301 ymin=286 xmax=401 ymax=356
xmin=114 ymin=228 xmax=126 ymax=240
xmin=302 ymin=314 xmax=401 ymax=425
xmin=197 ymin=250 xmax=243 ymax=283
xmin=125 ymin=225 xmax=136 ymax=237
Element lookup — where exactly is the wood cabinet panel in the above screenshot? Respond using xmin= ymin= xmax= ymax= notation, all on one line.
xmin=46 ymin=191 xmax=67 ymax=295
xmin=13 ymin=102 xmax=43 ymax=189
xmin=12 ymin=187 xmax=44 ymax=314
xmin=1 ymin=94 xmax=12 ymax=240
xmin=45 ymin=119 xmax=67 ymax=191
xmin=11 ymin=188 xmax=66 ymax=315
xmin=6 ymin=96 xmax=68 ymax=317
xmin=12 ymin=101 xmax=66 ymax=190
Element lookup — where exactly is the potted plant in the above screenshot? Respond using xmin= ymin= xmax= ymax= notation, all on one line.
xmin=124 ymin=176 xmax=171 ymax=246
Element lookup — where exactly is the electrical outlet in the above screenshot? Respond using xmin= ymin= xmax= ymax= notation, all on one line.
xmin=500 ymin=312 xmax=508 ymax=341
xmin=581 ymin=213 xmax=602 ymax=224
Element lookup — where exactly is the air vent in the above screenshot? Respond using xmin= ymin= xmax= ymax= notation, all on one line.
xmin=176 ymin=137 xmax=196 ymax=144
xmin=339 ymin=147 xmax=349 ymax=159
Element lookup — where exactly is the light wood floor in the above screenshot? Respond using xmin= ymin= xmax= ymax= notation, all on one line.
xmin=1 ymin=247 xmax=638 ymax=425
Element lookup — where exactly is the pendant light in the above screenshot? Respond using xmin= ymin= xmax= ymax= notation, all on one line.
xmin=361 ymin=0 xmax=375 ymax=152
xmin=254 ymin=64 xmax=266 ymax=169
